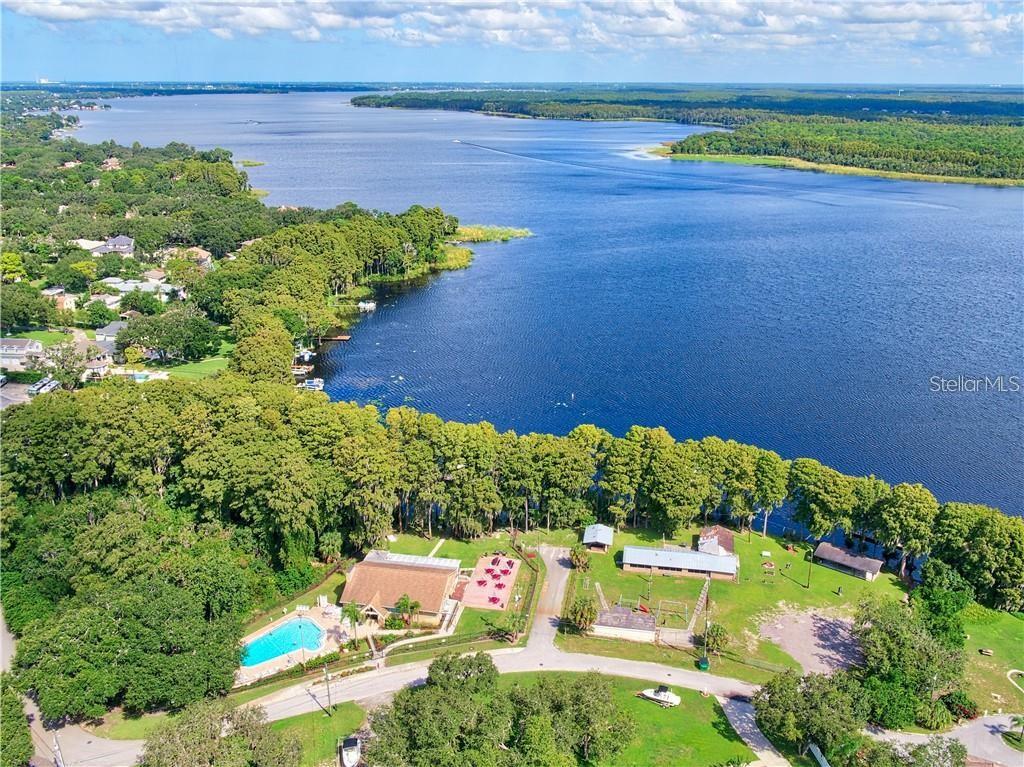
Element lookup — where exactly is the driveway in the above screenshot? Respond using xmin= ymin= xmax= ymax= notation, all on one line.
xmin=0 ymin=382 xmax=30 ymax=410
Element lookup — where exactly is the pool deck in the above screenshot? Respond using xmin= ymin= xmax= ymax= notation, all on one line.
xmin=234 ymin=607 xmax=349 ymax=685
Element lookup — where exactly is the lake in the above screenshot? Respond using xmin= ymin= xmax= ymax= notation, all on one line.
xmin=74 ymin=93 xmax=1024 ymax=513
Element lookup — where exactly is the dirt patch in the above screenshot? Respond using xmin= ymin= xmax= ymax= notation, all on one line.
xmin=759 ymin=608 xmax=863 ymax=675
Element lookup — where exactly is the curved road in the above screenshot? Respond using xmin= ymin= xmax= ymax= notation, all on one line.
xmin=10 ymin=547 xmax=1020 ymax=766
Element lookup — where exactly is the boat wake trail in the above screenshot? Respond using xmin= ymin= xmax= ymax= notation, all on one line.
xmin=453 ymin=140 xmax=956 ymax=211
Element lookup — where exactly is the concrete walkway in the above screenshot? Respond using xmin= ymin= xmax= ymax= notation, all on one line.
xmin=425 ymin=537 xmax=446 ymax=557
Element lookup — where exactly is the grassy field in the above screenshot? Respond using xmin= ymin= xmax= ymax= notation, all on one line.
xmin=498 ymin=672 xmax=754 ymax=767
xmin=155 ymin=339 xmax=235 ymax=380
xmin=454 ymin=224 xmax=532 ymax=242
xmin=389 ymin=530 xmax=517 ymax=568
xmin=1003 ymin=731 xmax=1024 ymax=752
xmin=385 ymin=532 xmax=441 ymax=556
xmin=270 ymin=703 xmax=365 ymax=767
xmin=90 ymin=709 xmax=174 ymax=740
xmin=653 ymin=147 xmax=1024 ymax=187
xmin=961 ymin=605 xmax=1024 ymax=710
xmin=5 ymin=329 xmax=71 ymax=346
xmin=557 ymin=524 xmax=904 ymax=683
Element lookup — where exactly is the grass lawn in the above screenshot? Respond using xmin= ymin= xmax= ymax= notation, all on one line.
xmin=245 ymin=571 xmax=347 ymax=634
xmin=164 ymin=356 xmax=229 ymax=380
xmin=5 ymin=329 xmax=71 ymax=347
xmin=1003 ymin=731 xmax=1024 ymax=752
xmin=270 ymin=703 xmax=365 ymax=767
xmin=961 ymin=605 xmax=1024 ymax=710
xmin=435 ymin=532 xmax=515 ymax=567
xmin=498 ymin=672 xmax=754 ymax=767
xmin=385 ymin=532 xmax=441 ymax=557
xmin=90 ymin=709 xmax=175 ymax=740
xmin=559 ymin=525 xmax=905 ymax=683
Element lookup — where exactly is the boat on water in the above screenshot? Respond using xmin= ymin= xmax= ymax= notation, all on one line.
xmin=296 ymin=348 xmax=316 ymax=362
xmin=357 ymin=300 xmax=377 ymax=312
xmin=639 ymin=685 xmax=681 ymax=708
xmin=298 ymin=378 xmax=324 ymax=391
xmin=340 ymin=736 xmax=361 ymax=767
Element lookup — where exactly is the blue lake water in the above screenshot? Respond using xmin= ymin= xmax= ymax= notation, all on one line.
xmin=242 ymin=617 xmax=324 ymax=666
xmin=75 ymin=93 xmax=1024 ymax=514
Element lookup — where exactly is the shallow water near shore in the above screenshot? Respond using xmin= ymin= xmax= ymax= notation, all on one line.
xmin=75 ymin=92 xmax=1024 ymax=513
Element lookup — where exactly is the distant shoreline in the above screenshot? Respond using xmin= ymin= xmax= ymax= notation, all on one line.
xmin=645 ymin=144 xmax=1024 ymax=187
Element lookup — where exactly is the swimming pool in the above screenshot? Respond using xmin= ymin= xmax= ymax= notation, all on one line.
xmin=241 ymin=617 xmax=324 ymax=667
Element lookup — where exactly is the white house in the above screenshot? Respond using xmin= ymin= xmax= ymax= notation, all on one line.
xmin=0 ymin=338 xmax=44 ymax=370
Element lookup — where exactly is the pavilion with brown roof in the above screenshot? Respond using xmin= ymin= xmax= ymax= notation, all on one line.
xmin=813 ymin=542 xmax=884 ymax=582
xmin=340 ymin=550 xmax=461 ymax=627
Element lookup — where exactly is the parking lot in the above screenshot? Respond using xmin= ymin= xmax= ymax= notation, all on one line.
xmin=0 ymin=382 xmax=31 ymax=410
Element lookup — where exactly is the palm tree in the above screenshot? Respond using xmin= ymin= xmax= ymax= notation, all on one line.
xmin=341 ymin=603 xmax=362 ymax=643
xmin=1012 ymin=714 xmax=1024 ymax=742
xmin=395 ymin=594 xmax=420 ymax=626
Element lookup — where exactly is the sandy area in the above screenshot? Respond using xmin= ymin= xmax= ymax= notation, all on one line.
xmin=759 ymin=608 xmax=863 ymax=675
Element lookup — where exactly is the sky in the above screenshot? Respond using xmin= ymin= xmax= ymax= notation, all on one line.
xmin=1 ymin=1 xmax=1022 ymax=85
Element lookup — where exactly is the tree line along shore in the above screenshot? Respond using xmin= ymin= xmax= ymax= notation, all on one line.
xmin=352 ymin=86 xmax=1024 ymax=184
xmin=1 ymin=88 xmax=1022 ymax=767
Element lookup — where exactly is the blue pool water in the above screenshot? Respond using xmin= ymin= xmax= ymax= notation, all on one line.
xmin=242 ymin=617 xmax=324 ymax=667
xmin=75 ymin=93 xmax=1024 ymax=513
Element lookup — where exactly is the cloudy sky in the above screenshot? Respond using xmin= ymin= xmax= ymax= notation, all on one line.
xmin=2 ymin=1 xmax=1021 ymax=84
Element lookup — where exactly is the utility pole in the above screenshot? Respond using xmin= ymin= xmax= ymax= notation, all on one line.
xmin=324 ymin=664 xmax=333 ymax=713
xmin=806 ymin=551 xmax=813 ymax=589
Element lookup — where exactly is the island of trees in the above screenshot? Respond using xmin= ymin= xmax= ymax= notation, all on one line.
xmin=352 ymin=85 xmax=1024 ymax=183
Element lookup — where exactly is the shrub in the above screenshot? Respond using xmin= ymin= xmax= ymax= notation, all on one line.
xmin=941 ymin=690 xmax=979 ymax=720
xmin=569 ymin=543 xmax=591 ymax=571
xmin=383 ymin=614 xmax=405 ymax=630
xmin=0 ymin=368 xmax=45 ymax=384
xmin=703 ymin=622 xmax=730 ymax=655
xmin=917 ymin=698 xmax=954 ymax=731
xmin=566 ymin=594 xmax=598 ymax=633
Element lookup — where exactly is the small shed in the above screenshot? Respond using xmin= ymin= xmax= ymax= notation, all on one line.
xmin=582 ymin=523 xmax=614 ymax=553
xmin=813 ymin=542 xmax=884 ymax=582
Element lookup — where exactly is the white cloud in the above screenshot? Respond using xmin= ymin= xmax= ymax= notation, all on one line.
xmin=3 ymin=0 xmax=1021 ymax=60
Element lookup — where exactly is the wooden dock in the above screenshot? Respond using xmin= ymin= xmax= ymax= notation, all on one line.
xmin=321 ymin=334 xmax=351 ymax=342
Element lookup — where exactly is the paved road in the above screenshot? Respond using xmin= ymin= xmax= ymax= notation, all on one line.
xmin=12 ymin=546 xmax=1017 ymax=767
xmin=255 ymin=546 xmax=785 ymax=765
xmin=870 ymin=716 xmax=1022 ymax=766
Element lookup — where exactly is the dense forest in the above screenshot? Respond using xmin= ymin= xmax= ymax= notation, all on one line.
xmin=4 ymin=373 xmax=1023 ymax=721
xmin=670 ymin=118 xmax=1024 ymax=179
xmin=353 ymin=86 xmax=1024 ymax=181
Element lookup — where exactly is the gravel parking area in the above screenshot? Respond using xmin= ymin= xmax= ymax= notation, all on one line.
xmin=760 ymin=608 xmax=863 ymax=674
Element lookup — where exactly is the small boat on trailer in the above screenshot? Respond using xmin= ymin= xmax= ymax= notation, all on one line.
xmin=339 ymin=735 xmax=361 ymax=767
xmin=638 ymin=685 xmax=680 ymax=708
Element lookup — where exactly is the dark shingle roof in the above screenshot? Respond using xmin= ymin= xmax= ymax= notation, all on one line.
xmin=813 ymin=542 xmax=883 ymax=575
